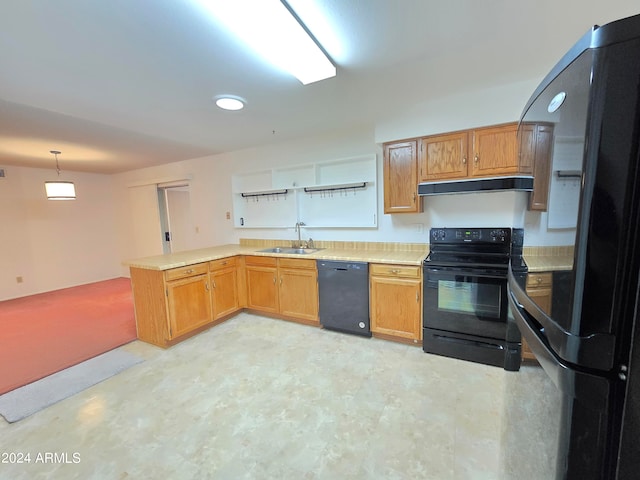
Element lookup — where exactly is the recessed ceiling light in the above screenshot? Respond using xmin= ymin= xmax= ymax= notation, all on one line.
xmin=214 ymin=96 xmax=246 ymax=111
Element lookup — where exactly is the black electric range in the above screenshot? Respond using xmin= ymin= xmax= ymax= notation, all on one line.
xmin=422 ymin=227 xmax=526 ymax=371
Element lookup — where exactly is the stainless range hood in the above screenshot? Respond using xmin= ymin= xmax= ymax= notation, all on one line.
xmin=418 ymin=176 xmax=534 ymax=196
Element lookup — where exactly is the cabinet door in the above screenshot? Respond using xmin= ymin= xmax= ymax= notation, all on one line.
xmin=522 ymin=286 xmax=552 ymax=361
xmin=383 ymin=140 xmax=422 ymax=214
xmin=418 ymin=131 xmax=469 ymax=181
xmin=524 ymin=273 xmax=553 ymax=361
xmin=370 ymin=276 xmax=421 ymax=340
xmin=471 ymin=124 xmax=519 ymax=176
xmin=518 ymin=124 xmax=535 ymax=175
xmin=246 ymin=266 xmax=279 ymax=313
xmin=211 ymin=267 xmax=239 ymax=319
xmin=529 ymin=125 xmax=554 ymax=211
xmin=279 ymin=267 xmax=319 ymax=322
xmin=166 ymin=274 xmax=212 ymax=339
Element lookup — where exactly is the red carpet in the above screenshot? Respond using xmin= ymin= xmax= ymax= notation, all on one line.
xmin=0 ymin=278 xmax=137 ymax=395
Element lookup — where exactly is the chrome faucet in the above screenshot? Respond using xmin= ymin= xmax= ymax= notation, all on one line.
xmin=294 ymin=221 xmax=306 ymax=248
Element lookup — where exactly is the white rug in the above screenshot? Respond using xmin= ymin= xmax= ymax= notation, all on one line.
xmin=0 ymin=348 xmax=143 ymax=423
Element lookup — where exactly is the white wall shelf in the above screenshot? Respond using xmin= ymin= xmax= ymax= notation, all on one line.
xmin=231 ymin=155 xmax=377 ymax=228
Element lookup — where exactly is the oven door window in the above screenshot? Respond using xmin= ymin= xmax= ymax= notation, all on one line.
xmin=424 ymin=271 xmax=507 ymax=339
xmin=437 ymin=279 xmax=501 ymax=319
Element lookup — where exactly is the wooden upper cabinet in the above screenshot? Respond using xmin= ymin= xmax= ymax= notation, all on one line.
xmin=527 ymin=124 xmax=554 ymax=211
xmin=383 ymin=140 xmax=422 ymax=214
xmin=418 ymin=132 xmax=468 ymax=181
xmin=518 ymin=124 xmax=536 ymax=175
xmin=470 ymin=123 xmax=519 ymax=177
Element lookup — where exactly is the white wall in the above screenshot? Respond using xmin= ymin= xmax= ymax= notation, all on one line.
xmin=0 ymin=164 xmax=120 ymax=300
xmin=1 ymin=76 xmax=572 ymax=299
xmin=112 ymin=77 xmax=561 ymax=279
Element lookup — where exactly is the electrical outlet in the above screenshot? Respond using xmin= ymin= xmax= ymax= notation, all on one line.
xmin=195 ymin=226 xmax=200 ymax=234
xmin=226 ymin=211 xmax=231 ymax=220
xmin=16 ymin=276 xmax=23 ymax=284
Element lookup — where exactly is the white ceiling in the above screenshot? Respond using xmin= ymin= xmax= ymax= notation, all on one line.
xmin=1 ymin=0 xmax=638 ymax=174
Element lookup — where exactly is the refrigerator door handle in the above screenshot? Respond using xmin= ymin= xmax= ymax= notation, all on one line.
xmin=508 ymin=267 xmax=616 ymax=370
xmin=509 ymin=289 xmax=609 ymax=411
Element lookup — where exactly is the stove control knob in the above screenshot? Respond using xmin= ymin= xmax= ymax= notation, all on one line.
xmin=491 ymin=229 xmax=506 ymax=242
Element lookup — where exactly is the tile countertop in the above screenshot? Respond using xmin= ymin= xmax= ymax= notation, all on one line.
xmin=124 ymin=243 xmax=430 ymax=271
xmin=523 ymin=246 xmax=574 ymax=272
xmin=523 ymin=255 xmax=574 ymax=272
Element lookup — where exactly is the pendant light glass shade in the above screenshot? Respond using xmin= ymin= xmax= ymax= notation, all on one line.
xmin=45 ymin=150 xmax=76 ymax=200
xmin=45 ymin=181 xmax=76 ymax=200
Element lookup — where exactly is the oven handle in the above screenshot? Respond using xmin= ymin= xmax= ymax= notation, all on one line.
xmin=424 ymin=267 xmax=506 ymax=280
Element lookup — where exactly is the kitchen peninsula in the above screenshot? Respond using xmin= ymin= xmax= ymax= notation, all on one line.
xmin=125 ymin=239 xmax=428 ymax=348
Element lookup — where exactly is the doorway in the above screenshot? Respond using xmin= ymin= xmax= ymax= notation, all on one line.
xmin=158 ymin=184 xmax=193 ymax=254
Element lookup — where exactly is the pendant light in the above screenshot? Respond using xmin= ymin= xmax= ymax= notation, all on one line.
xmin=45 ymin=150 xmax=76 ymax=200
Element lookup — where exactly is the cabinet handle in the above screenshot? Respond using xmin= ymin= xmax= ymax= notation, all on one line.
xmin=280 ymin=276 xmax=283 ymax=286
xmin=474 ymin=154 xmax=479 ymax=164
xmin=205 ymin=282 xmax=210 ymax=291
xmin=412 ymin=192 xmax=416 ymax=201
xmin=536 ymin=277 xmax=543 ymax=284
xmin=273 ymin=276 xmax=276 ymax=284
xmin=462 ymin=156 xmax=467 ymax=165
xmin=186 ymin=269 xmax=194 ymax=274
xmin=390 ymin=269 xmax=401 ymax=274
xmin=212 ymin=279 xmax=217 ymax=289
xmin=221 ymin=261 xmax=227 ymax=266
xmin=416 ymin=291 xmax=419 ymax=303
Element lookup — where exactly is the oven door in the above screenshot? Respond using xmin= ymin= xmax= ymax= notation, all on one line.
xmin=423 ymin=266 xmax=508 ymax=339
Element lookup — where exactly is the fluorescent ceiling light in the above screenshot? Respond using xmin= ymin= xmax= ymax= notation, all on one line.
xmin=195 ymin=0 xmax=336 ymax=85
xmin=214 ymin=96 xmax=245 ymax=111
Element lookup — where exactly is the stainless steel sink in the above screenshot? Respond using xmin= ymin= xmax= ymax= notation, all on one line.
xmin=258 ymin=246 xmax=323 ymax=255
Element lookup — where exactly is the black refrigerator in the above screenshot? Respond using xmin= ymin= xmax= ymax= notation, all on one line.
xmin=506 ymin=13 xmax=640 ymax=480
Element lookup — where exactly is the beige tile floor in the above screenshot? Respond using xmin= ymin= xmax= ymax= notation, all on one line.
xmin=0 ymin=313 xmax=510 ymax=480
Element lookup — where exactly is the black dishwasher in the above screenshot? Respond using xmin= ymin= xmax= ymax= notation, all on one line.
xmin=317 ymin=260 xmax=371 ymax=337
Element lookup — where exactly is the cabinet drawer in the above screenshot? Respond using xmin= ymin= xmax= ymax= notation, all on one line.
xmin=209 ymin=256 xmax=237 ymax=271
xmin=527 ymin=272 xmax=553 ymax=288
xmin=370 ymin=264 xmax=421 ymax=278
xmin=165 ymin=263 xmax=208 ymax=281
xmin=278 ymin=258 xmax=316 ymax=270
xmin=244 ymin=255 xmax=278 ymax=267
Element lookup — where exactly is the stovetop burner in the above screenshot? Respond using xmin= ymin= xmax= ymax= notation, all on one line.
xmin=425 ymin=227 xmax=515 ymax=269
xmin=425 ymin=251 xmax=510 ymax=269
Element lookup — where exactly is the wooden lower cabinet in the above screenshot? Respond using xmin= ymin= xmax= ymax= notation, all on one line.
xmin=166 ymin=273 xmax=212 ymax=339
xmin=370 ymin=264 xmax=422 ymax=343
xmin=132 ymin=254 xmax=426 ymax=348
xmin=278 ymin=258 xmax=318 ymax=322
xmin=245 ymin=256 xmax=279 ymax=313
xmin=130 ymin=258 xmax=241 ymax=348
xmin=209 ymin=257 xmax=240 ymax=319
xmin=245 ymin=256 xmax=318 ymax=324
xmin=523 ymin=272 xmax=553 ymax=361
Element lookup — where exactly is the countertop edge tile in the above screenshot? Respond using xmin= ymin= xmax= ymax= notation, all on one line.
xmin=523 ymin=255 xmax=573 ymax=272
xmin=124 ymin=244 xmax=429 ymax=270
